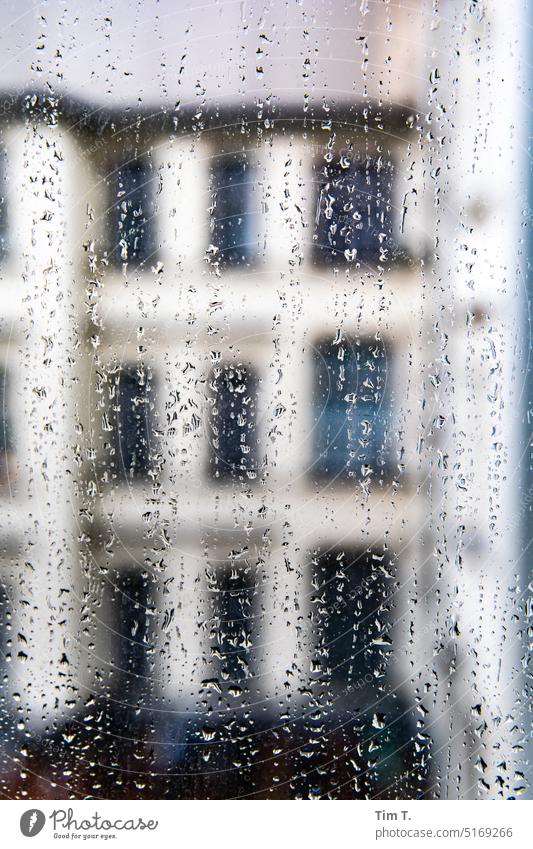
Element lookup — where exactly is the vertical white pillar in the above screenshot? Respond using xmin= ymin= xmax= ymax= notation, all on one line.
xmin=427 ymin=0 xmax=525 ymax=797
xmin=155 ymin=136 xmax=207 ymax=274
xmin=8 ymin=116 xmax=80 ymax=729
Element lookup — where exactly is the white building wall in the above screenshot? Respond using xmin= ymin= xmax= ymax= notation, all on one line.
xmin=422 ymin=0 xmax=526 ymax=799
xmin=1 ymin=118 xmax=83 ymax=729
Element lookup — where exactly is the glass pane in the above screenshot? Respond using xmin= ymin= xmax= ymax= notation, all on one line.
xmin=208 ymin=364 xmax=258 ymax=480
xmin=110 ymin=158 xmax=157 ymax=266
xmin=314 ymin=157 xmax=396 ymax=265
xmin=0 ymin=0 xmax=528 ymax=809
xmin=210 ymin=154 xmax=256 ymax=268
xmin=113 ymin=366 xmax=156 ymax=480
xmin=313 ymin=338 xmax=392 ymax=479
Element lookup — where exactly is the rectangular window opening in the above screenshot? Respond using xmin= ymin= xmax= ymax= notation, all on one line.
xmin=109 ymin=157 xmax=157 ymax=267
xmin=113 ymin=366 xmax=156 ymax=481
xmin=208 ymin=363 xmax=259 ymax=482
xmin=313 ymin=156 xmax=396 ymax=266
xmin=210 ymin=153 xmax=257 ymax=268
xmin=312 ymin=338 xmax=393 ymax=481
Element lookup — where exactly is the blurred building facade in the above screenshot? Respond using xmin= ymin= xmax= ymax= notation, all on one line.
xmin=0 ymin=0 xmax=528 ymax=799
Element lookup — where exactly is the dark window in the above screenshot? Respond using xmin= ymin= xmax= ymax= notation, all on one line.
xmin=210 ymin=154 xmax=255 ymax=267
xmin=111 ymin=158 xmax=156 ymax=266
xmin=313 ymin=338 xmax=392 ymax=479
xmin=310 ymin=549 xmax=392 ymax=695
xmin=208 ymin=364 xmax=258 ymax=480
xmin=107 ymin=570 xmax=153 ymax=702
xmin=313 ymin=157 xmax=396 ymax=265
xmin=207 ymin=566 xmax=255 ymax=683
xmin=114 ymin=367 xmax=155 ymax=480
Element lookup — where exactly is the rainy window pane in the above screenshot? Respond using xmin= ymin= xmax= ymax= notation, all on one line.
xmin=0 ymin=0 xmax=529 ymax=808
xmin=208 ymin=364 xmax=258 ymax=480
xmin=210 ymin=154 xmax=255 ymax=267
xmin=208 ymin=565 xmax=255 ymax=683
xmin=311 ymin=549 xmax=391 ymax=692
xmin=314 ymin=157 xmax=396 ymax=265
xmin=114 ymin=367 xmax=155 ymax=480
xmin=107 ymin=569 xmax=152 ymax=702
xmin=111 ymin=158 xmax=156 ymax=266
xmin=313 ymin=339 xmax=392 ymax=479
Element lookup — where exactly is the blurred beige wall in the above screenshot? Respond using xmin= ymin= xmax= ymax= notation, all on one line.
xmin=0 ymin=0 xmax=427 ymax=109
